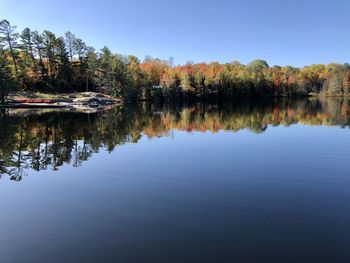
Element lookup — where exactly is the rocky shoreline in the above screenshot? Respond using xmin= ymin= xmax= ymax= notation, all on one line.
xmin=1 ymin=92 xmax=121 ymax=109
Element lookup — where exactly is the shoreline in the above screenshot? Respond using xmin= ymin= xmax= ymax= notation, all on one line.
xmin=1 ymin=92 xmax=349 ymax=109
xmin=0 ymin=91 xmax=122 ymax=109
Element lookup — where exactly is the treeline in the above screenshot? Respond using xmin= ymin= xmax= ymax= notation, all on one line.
xmin=1 ymin=19 xmax=350 ymax=102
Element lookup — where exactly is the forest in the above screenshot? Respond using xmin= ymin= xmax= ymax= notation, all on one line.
xmin=1 ymin=19 xmax=350 ymax=103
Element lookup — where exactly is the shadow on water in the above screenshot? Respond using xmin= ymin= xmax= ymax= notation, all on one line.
xmin=1 ymin=97 xmax=350 ymax=181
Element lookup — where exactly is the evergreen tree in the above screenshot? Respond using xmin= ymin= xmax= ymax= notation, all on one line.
xmin=0 ymin=48 xmax=15 ymax=104
xmin=32 ymin=30 xmax=47 ymax=79
xmin=55 ymin=37 xmax=72 ymax=90
xmin=85 ymin=46 xmax=99 ymax=92
xmin=64 ymin=31 xmax=76 ymax=61
xmin=0 ymin=20 xmax=19 ymax=85
xmin=20 ymin=28 xmax=36 ymax=68
xmin=99 ymin=46 xmax=113 ymax=94
xmin=42 ymin=30 xmax=57 ymax=81
xmin=73 ymin=38 xmax=87 ymax=74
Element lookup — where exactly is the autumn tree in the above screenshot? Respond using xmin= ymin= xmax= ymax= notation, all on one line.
xmin=342 ymin=64 xmax=350 ymax=96
xmin=127 ymin=55 xmax=144 ymax=99
xmin=247 ymin=60 xmax=269 ymax=96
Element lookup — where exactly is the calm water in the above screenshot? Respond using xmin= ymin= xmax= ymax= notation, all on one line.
xmin=1 ymin=98 xmax=350 ymax=263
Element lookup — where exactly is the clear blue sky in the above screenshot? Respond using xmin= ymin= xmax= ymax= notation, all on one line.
xmin=1 ymin=0 xmax=349 ymax=67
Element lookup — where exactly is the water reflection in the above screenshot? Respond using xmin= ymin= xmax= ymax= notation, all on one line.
xmin=1 ymin=97 xmax=350 ymax=180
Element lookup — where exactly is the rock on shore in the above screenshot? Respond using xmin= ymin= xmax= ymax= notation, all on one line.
xmin=71 ymin=92 xmax=120 ymax=105
xmin=6 ymin=92 xmax=121 ymax=108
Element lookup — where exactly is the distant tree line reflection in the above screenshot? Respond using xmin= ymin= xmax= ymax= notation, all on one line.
xmin=1 ymin=98 xmax=350 ymax=181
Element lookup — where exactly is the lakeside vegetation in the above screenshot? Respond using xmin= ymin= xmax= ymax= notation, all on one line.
xmin=1 ymin=97 xmax=350 ymax=181
xmin=1 ymin=20 xmax=350 ymax=103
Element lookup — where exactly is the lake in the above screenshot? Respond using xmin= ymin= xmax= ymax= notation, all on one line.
xmin=0 ymin=98 xmax=350 ymax=263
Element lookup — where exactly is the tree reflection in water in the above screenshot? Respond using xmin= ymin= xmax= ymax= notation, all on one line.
xmin=1 ymin=98 xmax=350 ymax=181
